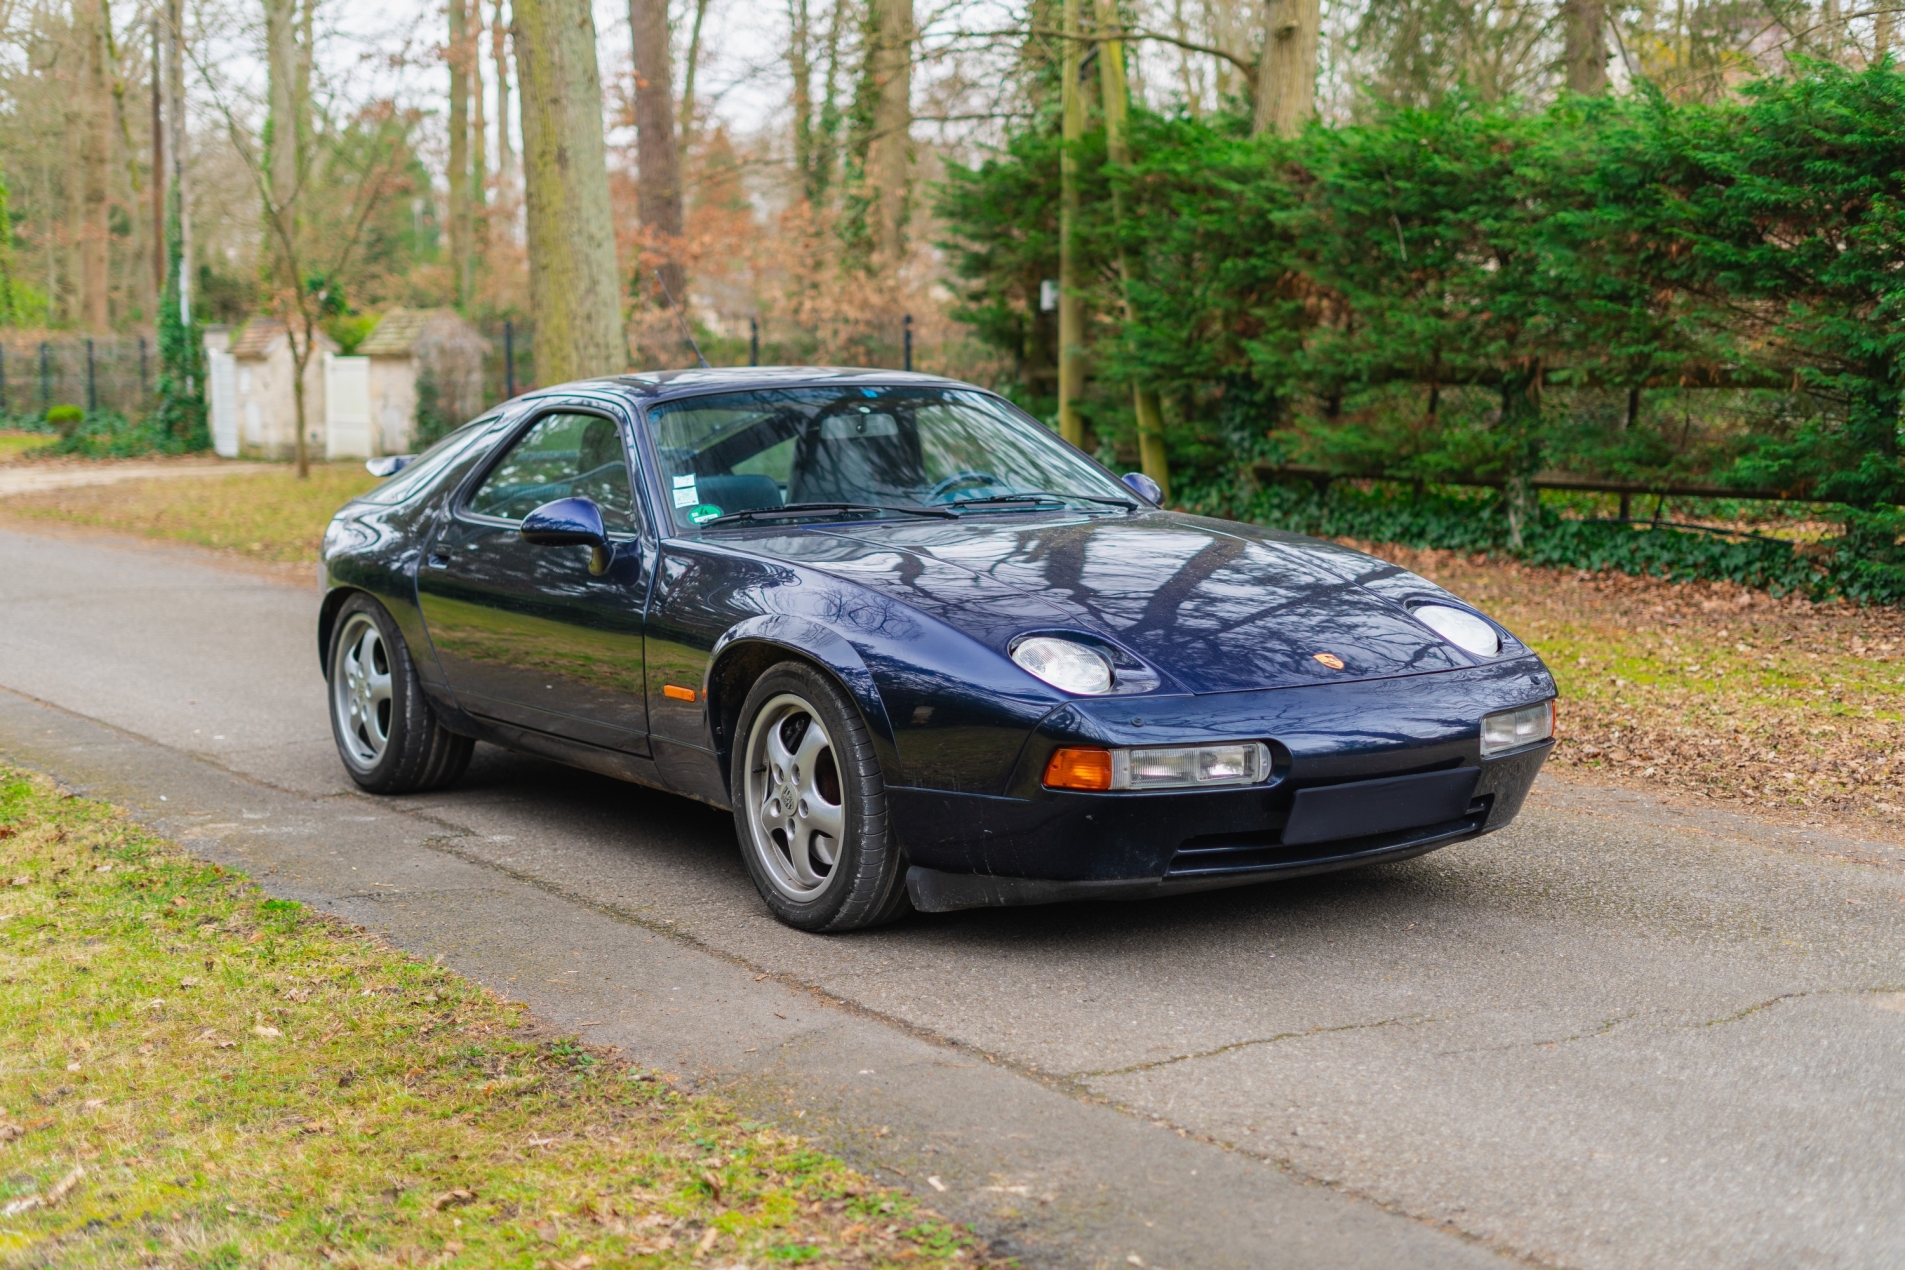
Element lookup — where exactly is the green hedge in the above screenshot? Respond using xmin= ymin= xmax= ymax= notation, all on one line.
xmin=1194 ymin=477 xmax=1905 ymax=605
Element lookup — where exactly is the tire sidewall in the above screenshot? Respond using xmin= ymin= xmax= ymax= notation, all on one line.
xmin=326 ymin=594 xmax=417 ymax=791
xmin=731 ymin=662 xmax=896 ymax=931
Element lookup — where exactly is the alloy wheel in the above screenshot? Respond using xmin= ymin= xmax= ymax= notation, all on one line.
xmin=331 ymin=612 xmax=393 ymax=770
xmin=743 ymin=693 xmax=846 ymax=901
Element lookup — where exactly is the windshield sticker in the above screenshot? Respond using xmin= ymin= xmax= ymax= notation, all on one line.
xmin=671 ymin=474 xmax=699 ymax=508
xmin=689 ymin=504 xmax=723 ymax=525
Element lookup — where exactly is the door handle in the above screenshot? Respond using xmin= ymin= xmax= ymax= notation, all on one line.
xmin=426 ymin=551 xmax=450 ymax=569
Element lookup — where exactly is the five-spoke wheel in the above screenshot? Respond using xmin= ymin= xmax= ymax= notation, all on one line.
xmin=324 ymin=593 xmax=473 ymax=794
xmin=331 ymin=612 xmax=393 ymax=770
xmin=733 ymin=662 xmax=910 ymax=931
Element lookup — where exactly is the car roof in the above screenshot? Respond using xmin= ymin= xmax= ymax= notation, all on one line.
xmin=540 ymin=366 xmax=974 ymax=406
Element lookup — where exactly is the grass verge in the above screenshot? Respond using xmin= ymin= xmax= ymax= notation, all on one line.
xmin=0 ymin=466 xmax=379 ymax=564
xmin=1373 ymin=544 xmax=1905 ymax=830
xmin=0 ymin=433 xmax=49 ymax=463
xmin=0 ymin=769 xmax=989 ymax=1268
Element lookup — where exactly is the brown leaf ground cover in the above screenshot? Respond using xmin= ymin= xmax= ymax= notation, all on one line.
xmin=1363 ymin=543 xmax=1905 ymax=840
xmin=0 ymin=770 xmax=994 ymax=1268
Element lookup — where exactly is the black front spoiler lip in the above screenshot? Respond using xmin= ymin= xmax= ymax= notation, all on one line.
xmin=904 ymin=818 xmax=1485 ymax=913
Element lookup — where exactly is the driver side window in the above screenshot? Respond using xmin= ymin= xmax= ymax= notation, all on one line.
xmin=467 ymin=412 xmax=638 ymax=533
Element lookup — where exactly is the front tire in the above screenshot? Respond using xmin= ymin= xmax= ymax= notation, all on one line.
xmin=326 ymin=593 xmax=473 ymax=794
xmin=732 ymin=662 xmax=911 ymax=932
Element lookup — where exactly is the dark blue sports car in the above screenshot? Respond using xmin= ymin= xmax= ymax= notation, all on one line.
xmin=319 ymin=368 xmax=1555 ymax=931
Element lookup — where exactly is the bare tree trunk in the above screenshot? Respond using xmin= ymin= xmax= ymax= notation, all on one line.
xmin=679 ymin=0 xmax=711 ymax=150
xmin=264 ymin=0 xmax=310 ymax=474
xmin=150 ymin=19 xmax=166 ymax=298
xmin=265 ymin=0 xmax=298 ymax=213
xmin=629 ymin=0 xmax=684 ymax=300
xmin=165 ymin=0 xmax=190 ymax=337
xmin=1252 ymin=0 xmax=1319 ymax=138
xmin=1563 ymin=0 xmax=1608 ymax=93
xmin=1879 ymin=6 xmax=1893 ymax=58
xmin=788 ymin=0 xmax=816 ymax=200
xmin=80 ymin=0 xmax=113 ymax=331
xmin=1057 ymin=0 xmax=1084 ymax=448
xmin=513 ymin=0 xmax=625 ymax=383
xmin=472 ymin=6 xmax=487 ymax=261
xmin=448 ymin=0 xmax=472 ymax=308
xmin=1096 ymin=0 xmax=1167 ymax=499
xmin=492 ymin=0 xmax=514 ymax=198
xmin=866 ymin=0 xmax=914 ymax=262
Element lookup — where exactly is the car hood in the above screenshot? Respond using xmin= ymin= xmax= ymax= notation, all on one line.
xmin=739 ymin=511 xmax=1476 ymax=694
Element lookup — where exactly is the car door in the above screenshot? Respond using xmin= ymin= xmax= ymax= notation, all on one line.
xmin=415 ymin=403 xmax=653 ymax=754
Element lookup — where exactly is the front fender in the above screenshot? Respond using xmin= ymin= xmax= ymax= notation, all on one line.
xmin=706 ymin=615 xmax=903 ymax=788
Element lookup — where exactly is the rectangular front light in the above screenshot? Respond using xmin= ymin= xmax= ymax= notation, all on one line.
xmin=1481 ymin=700 xmax=1555 ymax=756
xmin=1111 ymin=742 xmax=1273 ymax=791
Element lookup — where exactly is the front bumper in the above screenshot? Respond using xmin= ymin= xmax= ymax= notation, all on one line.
xmin=889 ymin=659 xmax=1556 ymax=911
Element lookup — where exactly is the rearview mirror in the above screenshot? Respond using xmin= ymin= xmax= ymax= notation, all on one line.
xmin=521 ymin=497 xmax=612 ymax=575
xmin=1121 ymin=472 xmax=1162 ymax=505
xmin=366 ymin=455 xmax=412 ymax=477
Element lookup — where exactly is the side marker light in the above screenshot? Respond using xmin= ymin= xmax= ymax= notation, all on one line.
xmin=1044 ymin=747 xmax=1114 ymax=791
xmin=663 ymin=684 xmax=698 ymax=702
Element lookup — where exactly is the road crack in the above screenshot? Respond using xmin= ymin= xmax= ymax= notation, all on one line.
xmin=1075 ymin=1014 xmax=1437 ymax=1079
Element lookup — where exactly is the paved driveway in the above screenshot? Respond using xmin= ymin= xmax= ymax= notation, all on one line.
xmin=1 ymin=524 xmax=1901 ymax=1269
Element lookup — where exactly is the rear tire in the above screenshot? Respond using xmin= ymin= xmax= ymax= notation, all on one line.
xmin=732 ymin=661 xmax=911 ymax=932
xmin=326 ymin=593 xmax=473 ymax=794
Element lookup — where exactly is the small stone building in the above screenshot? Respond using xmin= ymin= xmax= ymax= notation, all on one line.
xmin=204 ymin=318 xmax=338 ymax=460
xmin=357 ymin=308 xmax=490 ymax=454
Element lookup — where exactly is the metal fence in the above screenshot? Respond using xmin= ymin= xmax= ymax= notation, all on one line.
xmin=0 ymin=336 xmax=159 ymax=420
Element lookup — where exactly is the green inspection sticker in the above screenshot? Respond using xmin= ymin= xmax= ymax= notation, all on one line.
xmin=688 ymin=504 xmax=724 ymax=524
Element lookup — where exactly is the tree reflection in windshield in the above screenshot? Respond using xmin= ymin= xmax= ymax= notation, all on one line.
xmin=645 ymin=386 xmax=1134 ymax=529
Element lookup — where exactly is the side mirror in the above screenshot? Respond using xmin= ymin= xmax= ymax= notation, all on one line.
xmin=1121 ymin=472 xmax=1162 ymax=505
xmin=366 ymin=455 xmax=412 ymax=477
xmin=521 ymin=497 xmax=612 ymax=575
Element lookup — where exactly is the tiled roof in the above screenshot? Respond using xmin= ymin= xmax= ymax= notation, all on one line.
xmin=358 ymin=307 xmax=481 ymax=357
xmin=229 ymin=317 xmax=285 ymax=359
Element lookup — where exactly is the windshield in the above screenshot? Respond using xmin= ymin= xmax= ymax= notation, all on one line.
xmin=644 ymin=386 xmax=1134 ymax=529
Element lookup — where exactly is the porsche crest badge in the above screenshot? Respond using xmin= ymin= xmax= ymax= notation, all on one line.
xmin=1313 ymin=652 xmax=1346 ymax=670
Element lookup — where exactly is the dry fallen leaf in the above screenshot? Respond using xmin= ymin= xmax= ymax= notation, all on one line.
xmin=0 ymin=1124 xmax=22 ymax=1143
xmin=432 ymin=1188 xmax=478 ymax=1211
xmin=7 ymin=877 xmax=27 ymax=888
xmin=701 ymin=1169 xmax=723 ymax=1201
xmin=927 ymin=1175 xmax=947 ymax=1192
xmin=253 ymin=1025 xmax=281 ymax=1039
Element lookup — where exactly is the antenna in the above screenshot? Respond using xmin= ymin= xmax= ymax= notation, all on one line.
xmin=653 ymin=269 xmax=711 ymax=369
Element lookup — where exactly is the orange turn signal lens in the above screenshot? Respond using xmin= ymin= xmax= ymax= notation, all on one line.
xmin=663 ymin=684 xmax=697 ymax=702
xmin=1043 ymin=746 xmax=1113 ymax=791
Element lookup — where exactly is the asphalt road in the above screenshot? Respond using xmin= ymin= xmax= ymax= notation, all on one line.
xmin=3 ymin=523 xmax=1903 ymax=1269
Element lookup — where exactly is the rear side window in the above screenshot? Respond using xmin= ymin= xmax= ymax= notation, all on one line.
xmin=465 ymin=411 xmax=639 ymax=533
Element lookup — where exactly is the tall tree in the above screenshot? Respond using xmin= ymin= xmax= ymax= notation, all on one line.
xmin=263 ymin=0 xmax=317 ymax=474
xmin=864 ymin=0 xmax=914 ymax=260
xmin=1254 ymin=0 xmax=1320 ymax=138
xmin=79 ymin=0 xmax=114 ymax=330
xmin=1097 ymin=0 xmax=1168 ymax=497
xmin=513 ymin=0 xmax=624 ymax=382
xmin=1564 ymin=0 xmax=1608 ymax=94
xmin=448 ymin=0 xmax=472 ymax=307
xmin=151 ymin=0 xmax=203 ymax=448
xmin=629 ymin=0 xmax=684 ymax=300
xmin=492 ymin=0 xmax=514 ymax=202
xmin=1057 ymin=0 xmax=1084 ymax=447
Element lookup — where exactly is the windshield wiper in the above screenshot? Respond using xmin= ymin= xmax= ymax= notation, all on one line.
xmin=701 ymin=502 xmax=957 ymax=527
xmin=947 ymin=490 xmax=1137 ymax=512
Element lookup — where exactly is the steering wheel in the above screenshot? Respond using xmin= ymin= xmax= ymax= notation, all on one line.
xmin=927 ymin=470 xmax=1004 ymax=502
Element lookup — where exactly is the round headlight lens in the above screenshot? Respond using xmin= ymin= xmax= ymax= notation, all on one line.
xmin=1012 ymin=636 xmax=1114 ymax=695
xmin=1414 ymin=604 xmax=1501 ymax=657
